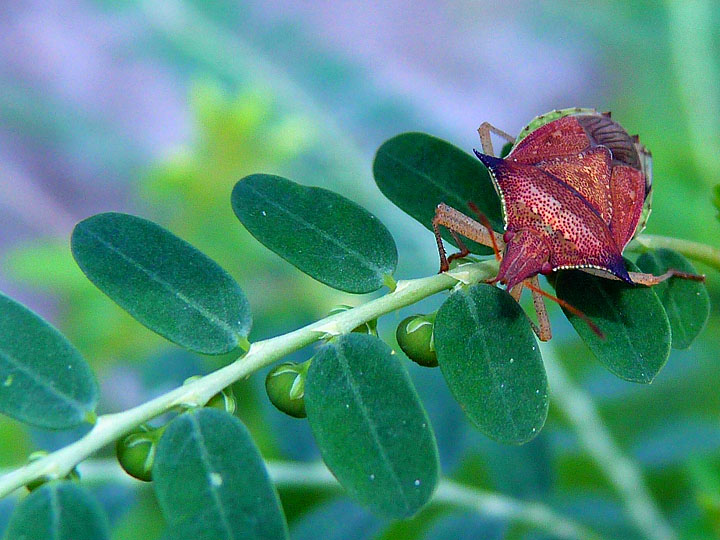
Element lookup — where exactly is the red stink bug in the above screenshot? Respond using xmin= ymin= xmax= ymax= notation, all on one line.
xmin=433 ymin=108 xmax=704 ymax=341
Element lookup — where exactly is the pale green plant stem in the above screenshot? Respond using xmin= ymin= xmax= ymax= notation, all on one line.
xmin=0 ymin=260 xmax=498 ymax=499
xmin=2 ymin=459 xmax=608 ymax=540
xmin=542 ymin=341 xmax=676 ymax=540
xmin=629 ymin=234 xmax=720 ymax=273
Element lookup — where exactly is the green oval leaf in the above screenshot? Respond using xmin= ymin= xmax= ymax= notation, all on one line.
xmin=232 ymin=174 xmax=397 ymax=293
xmin=0 ymin=293 xmax=97 ymax=429
xmin=153 ymin=408 xmax=289 ymax=540
xmin=556 ymin=263 xmax=672 ymax=383
xmin=373 ymin=132 xmax=503 ymax=253
xmin=434 ymin=284 xmax=548 ymax=444
xmin=636 ymin=249 xmax=710 ymax=349
xmin=305 ymin=333 xmax=439 ymax=518
xmin=2 ymin=481 xmax=109 ymax=540
xmin=71 ymin=212 xmax=251 ymax=355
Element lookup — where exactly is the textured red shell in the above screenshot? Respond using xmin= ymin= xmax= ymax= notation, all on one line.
xmin=474 ymin=114 xmax=650 ymax=290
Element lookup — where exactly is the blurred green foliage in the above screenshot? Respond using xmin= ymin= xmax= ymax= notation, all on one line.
xmin=1 ymin=1 xmax=719 ymax=539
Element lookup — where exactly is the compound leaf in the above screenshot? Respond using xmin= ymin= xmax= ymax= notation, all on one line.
xmin=71 ymin=212 xmax=251 ymax=355
xmin=434 ymin=284 xmax=548 ymax=444
xmin=373 ymin=132 xmax=503 ymax=253
xmin=556 ymin=262 xmax=671 ymax=383
xmin=0 ymin=293 xmax=97 ymax=429
xmin=232 ymin=174 xmax=397 ymax=293
xmin=305 ymin=333 xmax=439 ymax=518
xmin=2 ymin=482 xmax=109 ymax=540
xmin=153 ymin=408 xmax=288 ymax=540
xmin=636 ymin=249 xmax=710 ymax=349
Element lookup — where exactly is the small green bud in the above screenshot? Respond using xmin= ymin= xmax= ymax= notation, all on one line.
xmin=26 ymin=451 xmax=80 ymax=491
xmin=265 ymin=361 xmax=308 ymax=418
xmin=396 ymin=313 xmax=438 ymax=367
xmin=116 ymin=425 xmax=163 ymax=482
xmin=182 ymin=375 xmax=236 ymax=413
xmin=327 ymin=305 xmax=378 ymax=335
xmin=206 ymin=385 xmax=236 ymax=415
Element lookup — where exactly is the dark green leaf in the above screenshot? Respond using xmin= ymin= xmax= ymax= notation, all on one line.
xmin=556 ymin=262 xmax=671 ymax=383
xmin=0 ymin=293 xmax=97 ymax=429
xmin=636 ymin=249 xmax=710 ymax=349
xmin=713 ymin=184 xmax=720 ymax=222
xmin=153 ymin=408 xmax=288 ymax=540
xmin=71 ymin=212 xmax=251 ymax=355
xmin=232 ymin=174 xmax=397 ymax=293
xmin=305 ymin=333 xmax=439 ymax=518
xmin=2 ymin=481 xmax=109 ymax=540
xmin=373 ymin=132 xmax=503 ymax=253
xmin=434 ymin=284 xmax=547 ymax=444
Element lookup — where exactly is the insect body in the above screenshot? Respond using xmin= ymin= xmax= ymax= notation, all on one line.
xmin=432 ymin=109 xmax=702 ymax=341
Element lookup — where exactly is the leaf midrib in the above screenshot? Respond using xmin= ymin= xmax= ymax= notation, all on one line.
xmin=378 ymin=148 xmax=485 ymax=219
xmin=186 ymin=413 xmax=236 ymax=540
xmin=461 ymin=289 xmax=521 ymax=439
xmin=49 ymin=485 xmax=60 ymax=540
xmin=333 ymin=342 xmax=411 ymax=514
xmin=663 ymin=284 xmax=689 ymax=345
xmin=83 ymin=228 xmax=240 ymax=343
xmin=240 ymin=181 xmax=388 ymax=277
xmin=586 ymin=280 xmax=654 ymax=375
xmin=0 ymin=349 xmax=89 ymax=418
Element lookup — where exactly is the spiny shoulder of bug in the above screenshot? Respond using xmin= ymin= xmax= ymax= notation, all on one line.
xmin=472 ymin=109 xmax=652 ymax=290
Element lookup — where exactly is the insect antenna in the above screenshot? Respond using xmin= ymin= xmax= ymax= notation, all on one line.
xmin=524 ymin=280 xmax=605 ymax=339
xmin=467 ymin=202 xmax=501 ymax=261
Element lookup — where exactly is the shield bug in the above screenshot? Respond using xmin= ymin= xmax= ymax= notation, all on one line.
xmin=433 ymin=108 xmax=704 ymax=341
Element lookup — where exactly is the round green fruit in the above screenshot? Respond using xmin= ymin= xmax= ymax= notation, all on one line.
xmin=206 ymin=385 xmax=237 ymax=414
xmin=116 ymin=426 xmax=162 ymax=482
xmin=396 ymin=313 xmax=438 ymax=368
xmin=265 ymin=361 xmax=308 ymax=418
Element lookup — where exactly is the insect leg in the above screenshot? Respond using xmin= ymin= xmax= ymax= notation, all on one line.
xmin=477 ymin=122 xmax=515 ymax=157
xmin=432 ymin=203 xmax=505 ymax=272
xmin=509 ymin=282 xmax=524 ymax=301
xmin=525 ymin=279 xmax=605 ymax=339
xmin=432 ymin=217 xmax=451 ymax=273
xmin=447 ymin=230 xmax=471 ymax=264
xmin=629 ymin=269 xmax=705 ymax=286
xmin=528 ymin=276 xmax=552 ymax=341
xmin=467 ymin=202 xmax=501 ymax=260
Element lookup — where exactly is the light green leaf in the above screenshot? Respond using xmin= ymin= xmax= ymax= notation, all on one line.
xmin=232 ymin=174 xmax=397 ymax=293
xmin=71 ymin=212 xmax=251 ymax=354
xmin=434 ymin=284 xmax=547 ymax=444
xmin=636 ymin=249 xmax=710 ymax=349
xmin=373 ymin=132 xmax=503 ymax=254
xmin=305 ymin=333 xmax=439 ymax=518
xmin=2 ymin=481 xmax=109 ymax=540
xmin=556 ymin=261 xmax=672 ymax=383
xmin=153 ymin=408 xmax=288 ymax=540
xmin=0 ymin=293 xmax=97 ymax=429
